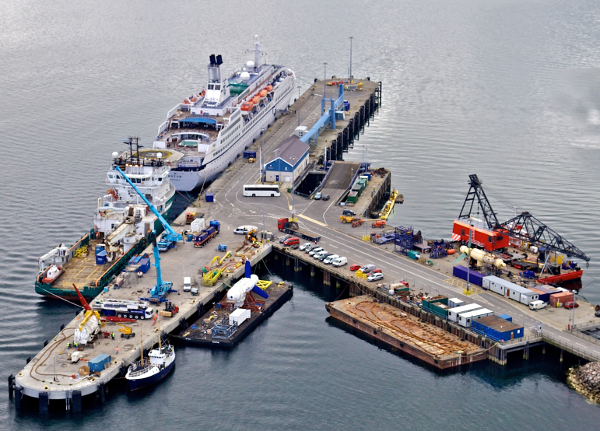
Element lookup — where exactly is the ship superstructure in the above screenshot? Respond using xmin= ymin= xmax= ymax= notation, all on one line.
xmin=153 ymin=36 xmax=295 ymax=191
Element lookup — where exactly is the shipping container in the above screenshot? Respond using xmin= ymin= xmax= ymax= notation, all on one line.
xmin=347 ymin=191 xmax=358 ymax=204
xmin=191 ymin=218 xmax=206 ymax=232
xmin=458 ymin=308 xmax=493 ymax=327
xmin=448 ymin=303 xmax=482 ymax=322
xmin=205 ymin=192 xmax=214 ymax=202
xmin=229 ymin=308 xmax=251 ymax=326
xmin=448 ymin=298 xmax=465 ymax=308
xmin=452 ymin=219 xmax=509 ymax=251
xmin=549 ymin=291 xmax=574 ymax=307
xmin=482 ymin=275 xmax=509 ymax=295
xmin=528 ymin=287 xmax=550 ymax=302
xmin=422 ymin=296 xmax=449 ymax=318
xmin=505 ymin=284 xmax=538 ymax=305
xmin=497 ymin=314 xmax=513 ymax=322
xmin=453 ymin=265 xmax=484 ymax=286
xmin=471 ymin=315 xmax=523 ymax=341
xmin=88 ymin=354 xmax=111 ymax=373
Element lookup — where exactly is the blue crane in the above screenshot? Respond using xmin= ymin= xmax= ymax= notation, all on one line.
xmin=114 ymin=166 xmax=182 ymax=302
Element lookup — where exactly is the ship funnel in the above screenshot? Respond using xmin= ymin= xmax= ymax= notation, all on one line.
xmin=216 ymin=55 xmax=223 ymax=65
xmin=209 ymin=54 xmax=216 ymax=65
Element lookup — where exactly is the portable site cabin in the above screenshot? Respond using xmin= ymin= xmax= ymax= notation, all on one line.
xmin=448 ymin=303 xmax=482 ymax=322
xmin=482 ymin=276 xmax=539 ymax=305
xmin=458 ymin=308 xmax=493 ymax=328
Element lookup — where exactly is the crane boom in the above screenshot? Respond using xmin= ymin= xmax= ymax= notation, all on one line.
xmin=500 ymin=212 xmax=590 ymax=262
xmin=113 ymin=166 xmax=182 ymax=243
xmin=458 ymin=174 xmax=500 ymax=229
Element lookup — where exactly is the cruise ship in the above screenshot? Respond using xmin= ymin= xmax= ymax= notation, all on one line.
xmin=35 ymin=140 xmax=177 ymax=300
xmin=153 ymin=36 xmax=295 ymax=191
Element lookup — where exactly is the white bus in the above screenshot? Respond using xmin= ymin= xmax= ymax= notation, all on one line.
xmin=243 ymin=184 xmax=281 ymax=197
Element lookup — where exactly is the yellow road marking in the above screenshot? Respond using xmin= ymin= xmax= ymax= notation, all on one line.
xmin=297 ymin=214 xmax=327 ymax=227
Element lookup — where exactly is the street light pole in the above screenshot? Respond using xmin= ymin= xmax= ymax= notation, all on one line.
xmin=297 ymin=86 xmax=302 ymax=126
xmin=349 ymin=36 xmax=353 ymax=83
xmin=260 ymin=128 xmax=265 ymax=184
xmin=323 ymin=62 xmax=327 ymax=98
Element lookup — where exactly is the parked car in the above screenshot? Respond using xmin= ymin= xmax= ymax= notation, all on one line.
xmin=279 ymin=234 xmax=292 ymax=244
xmin=234 ymin=225 xmax=257 ymax=235
xmin=349 ymin=264 xmax=361 ymax=271
xmin=528 ymin=300 xmax=547 ymax=311
xmin=367 ymin=268 xmax=382 ymax=275
xmin=314 ymin=250 xmax=328 ymax=260
xmin=359 ymin=264 xmax=376 ymax=273
xmin=309 ymin=247 xmax=324 ymax=257
xmin=322 ymin=194 xmax=330 ymax=201
xmin=314 ymin=192 xmax=322 ymax=200
xmin=323 ymin=254 xmax=339 ymax=265
xmin=283 ymin=237 xmax=300 ymax=247
xmin=564 ymin=302 xmax=579 ymax=309
xmin=317 ymin=252 xmax=331 ymax=261
xmin=343 ymin=210 xmax=356 ymax=217
xmin=290 ymin=244 xmax=300 ymax=250
xmin=332 ymin=257 xmax=348 ymax=267
xmin=299 ymin=243 xmax=313 ymax=251
xmin=367 ymin=273 xmax=384 ymax=282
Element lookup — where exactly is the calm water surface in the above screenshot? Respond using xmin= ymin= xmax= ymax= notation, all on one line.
xmin=1 ymin=0 xmax=600 ymax=428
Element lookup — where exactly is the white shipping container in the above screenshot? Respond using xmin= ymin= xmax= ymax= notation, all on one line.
xmin=519 ymin=292 xmax=539 ymax=305
xmin=448 ymin=303 xmax=482 ymax=322
xmin=458 ymin=308 xmax=493 ymax=327
xmin=191 ymin=218 xmax=206 ymax=232
xmin=229 ymin=308 xmax=251 ymax=326
xmin=448 ymin=298 xmax=465 ymax=308
xmin=482 ymin=275 xmax=509 ymax=295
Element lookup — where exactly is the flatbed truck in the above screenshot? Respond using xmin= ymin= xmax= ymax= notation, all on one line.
xmin=277 ymin=218 xmax=321 ymax=242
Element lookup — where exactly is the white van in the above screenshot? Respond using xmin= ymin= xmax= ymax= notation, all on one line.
xmin=323 ymin=254 xmax=339 ymax=265
xmin=314 ymin=250 xmax=328 ymax=260
xmin=529 ymin=300 xmax=546 ymax=311
xmin=183 ymin=277 xmax=191 ymax=292
xmin=234 ymin=225 xmax=258 ymax=235
xmin=332 ymin=257 xmax=348 ymax=267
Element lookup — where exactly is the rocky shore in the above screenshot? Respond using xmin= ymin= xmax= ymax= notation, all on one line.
xmin=567 ymin=361 xmax=600 ymax=403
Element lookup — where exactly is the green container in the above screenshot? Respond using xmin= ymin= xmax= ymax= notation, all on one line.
xmin=407 ymin=250 xmax=419 ymax=260
xmin=347 ymin=191 xmax=358 ymax=204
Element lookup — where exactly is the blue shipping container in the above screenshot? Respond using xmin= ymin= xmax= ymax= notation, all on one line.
xmin=210 ymin=220 xmax=220 ymax=231
xmin=205 ymin=193 xmax=214 ymax=202
xmin=89 ymin=354 xmax=111 ymax=373
xmin=472 ymin=315 xmax=523 ymax=342
xmin=137 ymin=258 xmax=150 ymax=274
xmin=497 ymin=314 xmax=513 ymax=322
xmin=453 ymin=265 xmax=484 ymax=286
xmin=96 ymin=250 xmax=107 ymax=265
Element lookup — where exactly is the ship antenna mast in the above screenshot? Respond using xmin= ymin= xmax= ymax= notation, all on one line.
xmin=246 ymin=35 xmax=267 ymax=70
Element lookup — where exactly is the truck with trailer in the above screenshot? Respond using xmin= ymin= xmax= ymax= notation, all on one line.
xmin=277 ymin=218 xmax=321 ymax=242
xmin=194 ymin=220 xmax=221 ymax=248
xmin=92 ymin=298 xmax=154 ymax=320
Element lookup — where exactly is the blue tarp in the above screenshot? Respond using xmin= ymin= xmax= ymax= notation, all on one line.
xmin=179 ymin=117 xmax=217 ymax=125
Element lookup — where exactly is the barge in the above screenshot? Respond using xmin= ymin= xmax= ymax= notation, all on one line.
xmin=171 ymin=282 xmax=293 ymax=349
xmin=326 ymin=296 xmax=487 ymax=369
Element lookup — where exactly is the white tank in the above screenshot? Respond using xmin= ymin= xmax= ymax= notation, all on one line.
xmin=74 ymin=314 xmax=100 ymax=345
xmin=112 ymin=152 xmax=119 ymax=158
xmin=246 ymin=61 xmax=255 ymax=69
xmin=240 ymin=72 xmax=250 ymax=81
xmin=226 ymin=274 xmax=259 ymax=306
xmin=460 ymin=246 xmax=506 ymax=269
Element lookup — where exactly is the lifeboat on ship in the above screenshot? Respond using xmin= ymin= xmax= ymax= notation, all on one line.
xmin=259 ymin=89 xmax=268 ymax=98
xmin=41 ymin=264 xmax=64 ymax=284
xmin=241 ymin=101 xmax=254 ymax=114
xmin=183 ymin=99 xmax=191 ymax=105
xmin=252 ymin=96 xmax=261 ymax=105
xmin=266 ymin=85 xmax=273 ymax=92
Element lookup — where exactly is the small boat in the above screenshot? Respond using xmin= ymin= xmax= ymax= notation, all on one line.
xmin=125 ymin=325 xmax=175 ymax=391
xmin=41 ymin=264 xmax=63 ymax=284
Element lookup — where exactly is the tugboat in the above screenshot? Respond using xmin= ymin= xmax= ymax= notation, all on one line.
xmin=125 ymin=325 xmax=176 ymax=391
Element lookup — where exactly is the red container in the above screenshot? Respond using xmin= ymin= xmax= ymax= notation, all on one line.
xmin=549 ymin=292 xmax=574 ymax=307
xmin=452 ymin=220 xmax=509 ymax=251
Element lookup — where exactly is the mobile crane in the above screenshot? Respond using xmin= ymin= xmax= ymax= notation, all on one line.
xmin=114 ymin=166 xmax=182 ymax=302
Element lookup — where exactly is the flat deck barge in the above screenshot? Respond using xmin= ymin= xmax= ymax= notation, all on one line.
xmin=171 ymin=283 xmax=293 ymax=349
xmin=326 ymin=296 xmax=487 ymax=369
